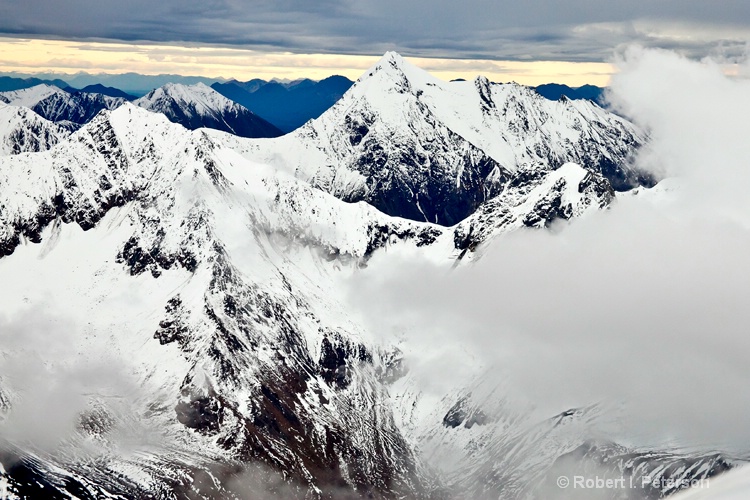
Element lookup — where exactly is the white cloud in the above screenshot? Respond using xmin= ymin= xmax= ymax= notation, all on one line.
xmin=0 ymin=305 xmax=141 ymax=455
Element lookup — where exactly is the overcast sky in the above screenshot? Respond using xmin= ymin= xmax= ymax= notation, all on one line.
xmin=1 ymin=0 xmax=749 ymax=62
xmin=0 ymin=1 xmax=749 ymax=82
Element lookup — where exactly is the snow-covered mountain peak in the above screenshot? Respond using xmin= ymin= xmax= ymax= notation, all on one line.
xmin=79 ymin=102 xmax=190 ymax=157
xmin=0 ymin=84 xmax=65 ymax=108
xmin=380 ymin=50 xmax=404 ymax=63
xmin=136 ymin=82 xmax=239 ymax=117
xmin=134 ymin=82 xmax=283 ymax=138
xmin=368 ymin=50 xmax=409 ymax=75
xmin=355 ymin=50 xmax=439 ymax=94
xmin=104 ymin=100 xmax=184 ymax=133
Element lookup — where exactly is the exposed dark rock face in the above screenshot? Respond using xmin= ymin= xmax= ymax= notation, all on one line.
xmin=176 ymin=390 xmax=224 ymax=434
xmin=319 ymin=333 xmax=371 ymax=389
xmin=155 ymin=296 xmax=191 ymax=347
xmin=32 ymin=90 xmax=125 ymax=127
xmin=349 ymin=129 xmax=507 ymax=226
xmin=364 ymin=222 xmax=442 ymax=256
xmin=443 ymin=396 xmax=489 ymax=429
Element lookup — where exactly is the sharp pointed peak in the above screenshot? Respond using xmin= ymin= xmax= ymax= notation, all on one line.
xmin=144 ymin=81 xmax=223 ymax=100
xmin=374 ymin=51 xmax=411 ymax=73
xmin=380 ymin=51 xmax=405 ymax=63
xmin=358 ymin=51 xmax=428 ymax=85
xmin=11 ymin=82 xmax=64 ymax=93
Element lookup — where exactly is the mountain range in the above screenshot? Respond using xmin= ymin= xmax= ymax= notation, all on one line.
xmin=0 ymin=73 xmax=605 ymax=134
xmin=0 ymin=52 xmax=728 ymax=499
xmin=0 ymin=84 xmax=126 ymax=131
xmin=0 ymin=82 xmax=282 ymax=138
xmin=0 ymin=72 xmax=227 ymax=96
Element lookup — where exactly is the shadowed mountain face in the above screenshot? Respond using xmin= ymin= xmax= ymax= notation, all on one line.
xmin=212 ymin=75 xmax=353 ymax=132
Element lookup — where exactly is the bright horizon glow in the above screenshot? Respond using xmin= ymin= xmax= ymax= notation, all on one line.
xmin=0 ymin=37 xmax=616 ymax=87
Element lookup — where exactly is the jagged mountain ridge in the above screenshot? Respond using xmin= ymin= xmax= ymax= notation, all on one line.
xmin=134 ymin=83 xmax=283 ymax=138
xmin=0 ymin=84 xmax=61 ymax=108
xmin=452 ymin=163 xmax=615 ymax=254
xmin=219 ymin=52 xmax=650 ymax=227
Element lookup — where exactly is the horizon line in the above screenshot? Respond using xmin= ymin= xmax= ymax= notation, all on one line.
xmin=0 ymin=37 xmax=616 ymax=87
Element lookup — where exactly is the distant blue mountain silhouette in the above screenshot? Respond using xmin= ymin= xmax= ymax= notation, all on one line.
xmin=534 ymin=83 xmax=605 ymax=105
xmin=212 ymin=75 xmax=353 ymax=133
xmin=0 ymin=76 xmax=70 ymax=92
xmin=74 ymin=84 xmax=137 ymax=100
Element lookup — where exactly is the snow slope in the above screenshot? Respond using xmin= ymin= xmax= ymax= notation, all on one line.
xmin=0 ymin=84 xmax=61 ymax=108
xmin=672 ymin=466 xmax=750 ymax=500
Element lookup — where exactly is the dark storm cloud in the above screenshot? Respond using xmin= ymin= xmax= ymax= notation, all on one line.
xmin=0 ymin=0 xmax=749 ymax=61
